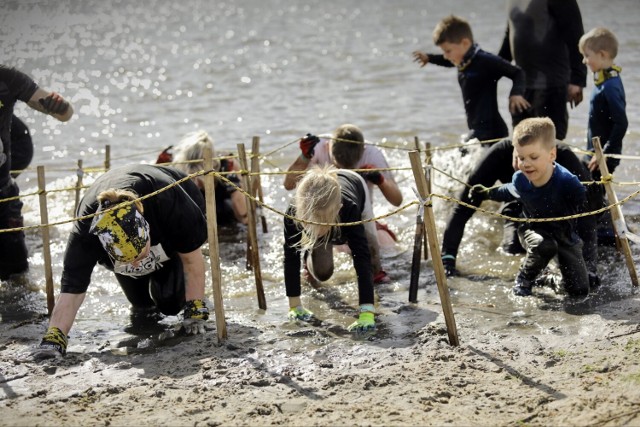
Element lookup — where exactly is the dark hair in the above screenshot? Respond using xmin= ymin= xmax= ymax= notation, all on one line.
xmin=331 ymin=124 xmax=365 ymax=169
xmin=432 ymin=15 xmax=473 ymax=45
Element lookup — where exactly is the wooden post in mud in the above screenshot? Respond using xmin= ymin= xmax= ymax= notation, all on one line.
xmin=104 ymin=144 xmax=111 ymax=171
xmin=238 ymin=143 xmax=267 ymax=310
xmin=592 ymin=137 xmax=638 ymax=287
xmin=37 ymin=166 xmax=55 ymax=315
xmin=424 ymin=142 xmax=433 ymax=260
xmin=409 ymin=151 xmax=460 ymax=346
xmin=203 ymin=147 xmax=227 ymax=340
xmin=74 ymin=159 xmax=83 ymax=214
xmin=409 ymin=138 xmax=425 ymax=303
xmin=413 ymin=136 xmax=429 ymax=262
xmin=251 ymin=136 xmax=268 ymax=233
xmin=408 ymin=201 xmax=426 ymax=303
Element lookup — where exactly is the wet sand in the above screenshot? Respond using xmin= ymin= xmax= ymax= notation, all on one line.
xmin=2 ymin=241 xmax=640 ymax=426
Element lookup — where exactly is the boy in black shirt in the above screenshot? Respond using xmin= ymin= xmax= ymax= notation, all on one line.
xmin=413 ymin=15 xmax=530 ymax=144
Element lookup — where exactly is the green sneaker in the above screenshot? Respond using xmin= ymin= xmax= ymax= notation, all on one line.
xmin=288 ymin=306 xmax=314 ymax=321
xmin=347 ymin=311 xmax=375 ymax=333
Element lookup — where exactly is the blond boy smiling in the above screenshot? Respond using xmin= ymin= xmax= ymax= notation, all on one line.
xmin=472 ymin=118 xmax=591 ymax=297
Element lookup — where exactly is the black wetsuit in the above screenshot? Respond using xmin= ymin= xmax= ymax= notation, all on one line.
xmin=0 ymin=66 xmax=39 ymax=277
xmin=428 ymin=45 xmax=526 ymax=142
xmin=499 ymin=0 xmax=587 ymax=140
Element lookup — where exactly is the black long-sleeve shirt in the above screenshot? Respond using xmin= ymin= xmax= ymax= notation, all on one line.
xmin=283 ymin=171 xmax=374 ymax=305
xmin=0 ymin=66 xmax=38 ymax=189
xmin=428 ymin=46 xmax=525 ymax=141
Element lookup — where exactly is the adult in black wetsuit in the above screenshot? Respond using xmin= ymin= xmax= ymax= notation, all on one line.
xmin=499 ymin=0 xmax=587 ymax=140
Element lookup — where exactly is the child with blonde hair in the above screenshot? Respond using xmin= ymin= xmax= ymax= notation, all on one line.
xmin=283 ymin=166 xmax=378 ymax=332
xmin=283 ymin=124 xmax=401 ymax=282
xmin=158 ymin=130 xmax=247 ymax=226
xmin=471 ymin=118 xmax=590 ymax=297
xmin=579 ymin=27 xmax=627 ymax=174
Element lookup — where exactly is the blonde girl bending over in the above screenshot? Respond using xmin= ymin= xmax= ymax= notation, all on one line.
xmin=283 ymin=165 xmax=379 ymax=332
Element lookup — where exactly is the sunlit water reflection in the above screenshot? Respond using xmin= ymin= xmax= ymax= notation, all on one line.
xmin=1 ymin=0 xmax=639 ymax=354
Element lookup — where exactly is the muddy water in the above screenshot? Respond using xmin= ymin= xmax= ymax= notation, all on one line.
xmin=1 ymin=0 xmax=639 ymax=353
xmin=4 ymin=143 xmax=638 ymax=356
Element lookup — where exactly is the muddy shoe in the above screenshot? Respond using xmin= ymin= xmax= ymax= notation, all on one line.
xmin=441 ymin=255 xmax=458 ymax=277
xmin=513 ymin=276 xmax=533 ymax=296
xmin=288 ymin=306 xmax=314 ymax=322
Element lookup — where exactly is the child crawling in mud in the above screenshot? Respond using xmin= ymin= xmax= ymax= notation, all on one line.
xmin=283 ymin=165 xmax=377 ymax=332
xmin=471 ymin=118 xmax=590 ymax=297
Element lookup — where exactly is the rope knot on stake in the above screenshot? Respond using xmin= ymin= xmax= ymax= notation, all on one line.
xmin=601 ymin=174 xmax=613 ymax=184
xmin=412 ymin=187 xmax=429 ymax=221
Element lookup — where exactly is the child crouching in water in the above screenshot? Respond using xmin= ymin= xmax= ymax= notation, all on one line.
xmin=471 ymin=118 xmax=590 ymax=297
xmin=283 ymin=165 xmax=377 ymax=332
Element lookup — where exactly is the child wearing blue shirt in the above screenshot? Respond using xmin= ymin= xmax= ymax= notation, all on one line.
xmin=579 ymin=27 xmax=627 ymax=174
xmin=472 ymin=118 xmax=590 ymax=297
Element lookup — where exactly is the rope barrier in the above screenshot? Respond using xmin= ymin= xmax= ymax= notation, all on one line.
xmin=2 ymin=132 xmax=638 ymax=233
xmin=0 ymin=168 xmax=211 ymax=234
xmin=432 ymin=188 xmax=640 ymax=223
xmin=2 ymin=161 xmax=639 ymax=235
xmin=250 ymin=166 xmax=413 ymax=177
xmin=216 ymin=172 xmax=420 ymax=227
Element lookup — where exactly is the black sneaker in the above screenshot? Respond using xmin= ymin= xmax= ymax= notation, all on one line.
xmin=513 ymin=276 xmax=533 ymax=296
xmin=442 ymin=255 xmax=458 ymax=277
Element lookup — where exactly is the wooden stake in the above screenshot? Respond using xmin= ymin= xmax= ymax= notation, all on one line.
xmin=251 ymin=136 xmax=268 ymax=233
xmin=410 ymin=137 xmax=424 ymax=302
xmin=408 ymin=201 xmax=425 ymax=303
xmin=409 ymin=150 xmax=460 ymax=346
xmin=37 ymin=166 xmax=55 ymax=315
xmin=592 ymin=137 xmax=638 ymax=287
xmin=74 ymin=159 xmax=83 ymax=214
xmin=203 ymin=147 xmax=227 ymax=341
xmin=423 ymin=142 xmax=432 ymax=260
xmin=104 ymin=144 xmax=111 ymax=171
xmin=238 ymin=143 xmax=267 ymax=310
xmin=412 ymin=137 xmax=429 ymax=262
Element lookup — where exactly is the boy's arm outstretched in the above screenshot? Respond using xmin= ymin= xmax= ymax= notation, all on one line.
xmin=412 ymin=51 xmax=430 ymax=67
xmin=412 ymin=51 xmax=455 ymax=68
